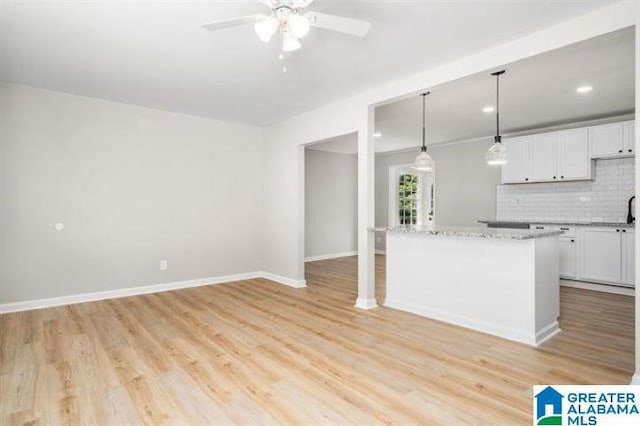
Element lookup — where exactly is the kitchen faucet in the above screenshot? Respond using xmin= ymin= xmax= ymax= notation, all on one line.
xmin=627 ymin=196 xmax=635 ymax=224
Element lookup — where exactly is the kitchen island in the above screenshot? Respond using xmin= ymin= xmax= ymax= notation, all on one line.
xmin=385 ymin=225 xmax=563 ymax=346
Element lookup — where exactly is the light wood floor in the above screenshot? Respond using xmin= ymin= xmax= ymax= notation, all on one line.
xmin=0 ymin=255 xmax=634 ymax=425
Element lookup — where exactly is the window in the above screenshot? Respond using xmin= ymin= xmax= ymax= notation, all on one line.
xmin=388 ymin=163 xmax=435 ymax=228
xmin=398 ymin=173 xmax=420 ymax=225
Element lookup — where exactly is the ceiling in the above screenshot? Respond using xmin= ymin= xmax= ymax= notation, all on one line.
xmin=309 ymin=27 xmax=635 ymax=154
xmin=0 ymin=0 xmax=620 ymax=126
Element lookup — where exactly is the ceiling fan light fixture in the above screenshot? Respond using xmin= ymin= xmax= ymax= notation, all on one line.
xmin=287 ymin=13 xmax=311 ymax=39
xmin=282 ymin=29 xmax=302 ymax=52
xmin=254 ymin=16 xmax=279 ymax=42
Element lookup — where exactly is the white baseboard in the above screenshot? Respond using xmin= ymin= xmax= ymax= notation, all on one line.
xmin=631 ymin=373 xmax=640 ymax=385
xmin=384 ymin=298 xmax=552 ymax=346
xmin=354 ymin=298 xmax=378 ymax=310
xmin=0 ymin=270 xmax=307 ymax=314
xmin=261 ymin=272 xmax=307 ymax=289
xmin=561 ymin=279 xmax=635 ymax=296
xmin=304 ymin=251 xmax=357 ymax=262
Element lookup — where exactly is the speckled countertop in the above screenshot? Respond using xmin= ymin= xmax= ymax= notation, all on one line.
xmin=388 ymin=225 xmax=563 ymax=240
xmin=479 ymin=220 xmax=635 ymax=229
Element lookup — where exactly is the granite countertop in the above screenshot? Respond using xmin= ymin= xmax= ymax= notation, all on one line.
xmin=388 ymin=225 xmax=563 ymax=240
xmin=479 ymin=220 xmax=635 ymax=229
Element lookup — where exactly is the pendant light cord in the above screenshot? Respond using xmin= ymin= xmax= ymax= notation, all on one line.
xmin=421 ymin=91 xmax=430 ymax=153
xmin=492 ymin=70 xmax=505 ymax=143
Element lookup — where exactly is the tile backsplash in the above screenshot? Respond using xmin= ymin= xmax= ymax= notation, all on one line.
xmin=496 ymin=158 xmax=635 ymax=223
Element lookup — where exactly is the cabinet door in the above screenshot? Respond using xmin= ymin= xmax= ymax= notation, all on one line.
xmin=589 ymin=122 xmax=624 ymax=158
xmin=623 ymin=230 xmax=635 ymax=287
xmin=501 ymin=136 xmax=530 ymax=183
xmin=581 ymin=228 xmax=622 ymax=283
xmin=557 ymin=128 xmax=591 ymax=180
xmin=530 ymin=133 xmax=557 ymax=182
xmin=559 ymin=237 xmax=577 ymax=279
xmin=623 ymin=120 xmax=635 ymax=155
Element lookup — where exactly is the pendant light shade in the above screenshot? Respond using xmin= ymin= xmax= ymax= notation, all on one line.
xmin=414 ymin=92 xmax=433 ymax=172
xmin=486 ymin=70 xmax=507 ymax=166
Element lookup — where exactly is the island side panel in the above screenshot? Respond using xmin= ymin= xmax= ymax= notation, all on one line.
xmin=385 ymin=232 xmax=538 ymax=345
xmin=534 ymin=236 xmax=561 ymax=344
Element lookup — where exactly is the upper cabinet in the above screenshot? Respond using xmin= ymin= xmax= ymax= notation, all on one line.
xmin=623 ymin=121 xmax=635 ymax=154
xmin=530 ymin=133 xmax=557 ymax=182
xmin=501 ymin=120 xmax=632 ymax=184
xmin=557 ymin=128 xmax=591 ymax=181
xmin=589 ymin=121 xmax=632 ymax=158
xmin=501 ymin=136 xmax=531 ymax=183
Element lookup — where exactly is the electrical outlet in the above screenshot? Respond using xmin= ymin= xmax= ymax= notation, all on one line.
xmin=160 ymin=259 xmax=168 ymax=271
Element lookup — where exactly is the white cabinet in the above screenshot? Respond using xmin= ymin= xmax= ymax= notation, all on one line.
xmin=623 ymin=121 xmax=635 ymax=155
xmin=501 ymin=136 xmax=530 ymax=184
xmin=581 ymin=228 xmax=622 ymax=283
xmin=623 ymin=229 xmax=635 ymax=286
xmin=501 ymin=121 xmax=633 ymax=184
xmin=559 ymin=237 xmax=577 ymax=279
xmin=589 ymin=122 xmax=625 ymax=158
xmin=530 ymin=133 xmax=557 ymax=182
xmin=557 ymin=128 xmax=591 ymax=181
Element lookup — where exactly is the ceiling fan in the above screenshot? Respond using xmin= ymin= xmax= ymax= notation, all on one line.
xmin=201 ymin=0 xmax=372 ymax=52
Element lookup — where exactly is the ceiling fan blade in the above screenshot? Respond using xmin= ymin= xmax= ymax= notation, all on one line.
xmin=258 ymin=0 xmax=276 ymax=8
xmin=201 ymin=15 xmax=261 ymax=32
xmin=305 ymin=12 xmax=371 ymax=37
xmin=292 ymin=0 xmax=316 ymax=7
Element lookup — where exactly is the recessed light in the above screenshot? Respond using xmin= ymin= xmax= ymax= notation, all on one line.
xmin=374 ymin=132 xmax=382 ymax=138
xmin=483 ymin=106 xmax=495 ymax=113
xmin=576 ymin=86 xmax=593 ymax=94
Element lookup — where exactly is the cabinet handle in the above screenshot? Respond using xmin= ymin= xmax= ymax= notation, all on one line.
xmin=616 ymin=229 xmax=620 ymax=232
xmin=560 ymin=176 xmax=565 ymax=179
xmin=571 ymin=239 xmax=575 ymax=243
xmin=525 ymin=178 xmax=529 ymax=181
xmin=536 ymin=226 xmax=544 ymax=230
xmin=553 ymin=176 xmax=557 ymax=179
xmin=619 ymin=150 xmax=623 ymax=153
xmin=560 ymin=227 xmax=569 ymax=230
xmin=629 ymin=149 xmax=633 ymax=153
xmin=623 ymin=229 xmax=627 ymax=233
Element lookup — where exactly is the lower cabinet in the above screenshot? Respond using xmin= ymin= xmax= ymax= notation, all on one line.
xmin=581 ymin=228 xmax=623 ymax=283
xmin=559 ymin=237 xmax=577 ymax=279
xmin=577 ymin=227 xmax=634 ymax=287
xmin=623 ymin=230 xmax=635 ymax=286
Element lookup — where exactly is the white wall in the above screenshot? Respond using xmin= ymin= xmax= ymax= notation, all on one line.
xmin=305 ymin=149 xmax=357 ymax=259
xmin=0 ymin=84 xmax=263 ymax=304
xmin=261 ymin=1 xmax=634 ymax=285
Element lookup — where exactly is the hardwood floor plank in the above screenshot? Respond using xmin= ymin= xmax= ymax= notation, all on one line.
xmin=0 ymin=255 xmax=634 ymax=424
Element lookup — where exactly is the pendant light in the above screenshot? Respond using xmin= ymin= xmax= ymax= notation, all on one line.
xmin=486 ymin=70 xmax=508 ymax=166
xmin=414 ymin=92 xmax=433 ymax=172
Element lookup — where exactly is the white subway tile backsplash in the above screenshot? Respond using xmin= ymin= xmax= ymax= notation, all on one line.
xmin=496 ymin=158 xmax=635 ymax=223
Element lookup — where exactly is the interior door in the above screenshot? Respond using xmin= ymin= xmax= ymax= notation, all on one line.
xmin=530 ymin=133 xmax=557 ymax=182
